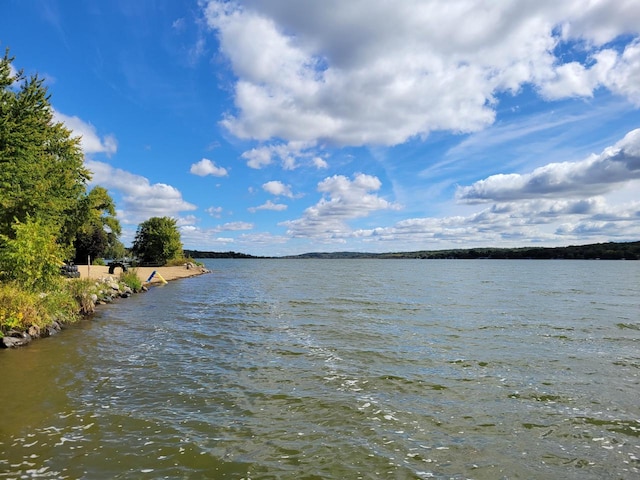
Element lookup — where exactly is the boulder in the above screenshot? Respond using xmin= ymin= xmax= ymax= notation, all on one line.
xmin=1 ymin=331 xmax=32 ymax=348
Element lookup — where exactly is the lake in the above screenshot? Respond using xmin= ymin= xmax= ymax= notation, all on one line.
xmin=1 ymin=259 xmax=638 ymax=479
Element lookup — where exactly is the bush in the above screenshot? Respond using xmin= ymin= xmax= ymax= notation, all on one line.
xmin=0 ymin=283 xmax=41 ymax=334
xmin=0 ymin=276 xmax=114 ymax=335
xmin=165 ymin=256 xmax=203 ymax=267
xmin=0 ymin=217 xmax=64 ymax=292
xmin=93 ymin=257 xmax=106 ymax=266
xmin=119 ymin=268 xmax=143 ymax=292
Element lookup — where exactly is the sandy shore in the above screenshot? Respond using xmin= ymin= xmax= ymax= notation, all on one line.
xmin=78 ymin=264 xmax=209 ymax=285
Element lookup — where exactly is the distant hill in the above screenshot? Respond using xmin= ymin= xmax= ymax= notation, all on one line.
xmin=282 ymin=241 xmax=640 ymax=260
xmin=186 ymin=241 xmax=640 ymax=260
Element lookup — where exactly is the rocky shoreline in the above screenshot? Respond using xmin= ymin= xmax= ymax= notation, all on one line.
xmin=1 ymin=265 xmax=211 ymax=349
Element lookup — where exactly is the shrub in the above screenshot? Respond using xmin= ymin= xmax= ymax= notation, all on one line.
xmin=165 ymin=256 xmax=203 ymax=267
xmin=0 ymin=217 xmax=64 ymax=292
xmin=93 ymin=257 xmax=106 ymax=266
xmin=120 ymin=268 xmax=143 ymax=292
xmin=0 ymin=283 xmax=40 ymax=335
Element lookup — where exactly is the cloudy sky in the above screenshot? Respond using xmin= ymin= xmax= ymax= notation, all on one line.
xmin=3 ymin=0 xmax=640 ymax=256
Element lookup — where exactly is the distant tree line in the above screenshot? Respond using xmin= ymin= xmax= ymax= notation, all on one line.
xmin=284 ymin=241 xmax=640 ymax=260
xmin=183 ymin=250 xmax=258 ymax=259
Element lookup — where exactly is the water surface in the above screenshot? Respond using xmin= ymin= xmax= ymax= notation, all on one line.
xmin=1 ymin=259 xmax=638 ymax=479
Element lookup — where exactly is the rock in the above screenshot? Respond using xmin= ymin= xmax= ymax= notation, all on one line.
xmin=90 ymin=293 xmax=98 ymax=303
xmin=45 ymin=325 xmax=59 ymax=336
xmin=28 ymin=324 xmax=41 ymax=339
xmin=1 ymin=331 xmax=32 ymax=348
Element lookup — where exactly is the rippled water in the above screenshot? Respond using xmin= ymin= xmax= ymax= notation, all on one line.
xmin=1 ymin=259 xmax=639 ymax=479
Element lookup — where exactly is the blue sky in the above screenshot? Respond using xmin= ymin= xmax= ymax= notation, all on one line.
xmin=2 ymin=0 xmax=640 ymax=256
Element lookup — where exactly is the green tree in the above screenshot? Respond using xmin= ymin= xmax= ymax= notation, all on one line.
xmin=73 ymin=186 xmax=122 ymax=263
xmin=0 ymin=49 xmax=90 ymax=251
xmin=0 ymin=217 xmax=63 ymax=291
xmin=132 ymin=217 xmax=183 ymax=265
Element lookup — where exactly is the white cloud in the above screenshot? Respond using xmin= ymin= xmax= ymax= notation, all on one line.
xmin=190 ymin=158 xmax=228 ymax=176
xmin=205 ymin=206 xmax=223 ymax=217
xmin=241 ymin=141 xmax=316 ymax=169
xmin=313 ymin=156 xmax=328 ymax=169
xmin=539 ymin=41 xmax=640 ymax=105
xmin=351 ymin=191 xmax=640 ymax=248
xmin=248 ymin=200 xmax=288 ymax=213
xmin=176 ymin=215 xmax=198 ymax=226
xmin=53 ymin=110 xmax=118 ymax=156
xmin=457 ymin=128 xmax=640 ymax=202
xmin=203 ymin=0 xmax=640 ymax=162
xmin=217 ymin=221 xmax=254 ymax=231
xmin=262 ymin=180 xmax=293 ymax=197
xmin=282 ymin=173 xmax=401 ymax=239
xmin=86 ymin=160 xmax=197 ymax=224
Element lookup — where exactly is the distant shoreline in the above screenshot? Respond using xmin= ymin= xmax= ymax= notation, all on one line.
xmin=185 ymin=240 xmax=640 ymax=260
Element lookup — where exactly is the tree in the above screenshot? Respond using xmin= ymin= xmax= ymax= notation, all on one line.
xmin=73 ymin=186 xmax=122 ymax=263
xmin=0 ymin=49 xmax=90 ymax=252
xmin=132 ymin=217 xmax=183 ymax=265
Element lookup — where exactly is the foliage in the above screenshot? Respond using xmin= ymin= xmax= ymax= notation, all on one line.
xmin=0 ymin=283 xmax=41 ymax=335
xmin=132 ymin=217 xmax=183 ymax=265
xmin=0 ymin=49 xmax=90 ymax=250
xmin=119 ymin=268 xmax=143 ymax=292
xmin=73 ymin=186 xmax=122 ymax=263
xmin=0 ymin=217 xmax=64 ymax=291
xmin=93 ymin=257 xmax=106 ymax=266
xmin=62 ymin=278 xmax=97 ymax=316
xmin=103 ymin=238 xmax=127 ymax=261
xmin=165 ymin=256 xmax=203 ymax=267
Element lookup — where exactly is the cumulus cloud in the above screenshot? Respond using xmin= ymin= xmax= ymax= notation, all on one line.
xmin=457 ymin=128 xmax=640 ymax=203
xmin=351 ymin=193 xmax=640 ymax=248
xmin=262 ymin=180 xmax=293 ymax=197
xmin=53 ymin=110 xmax=118 ymax=156
xmin=190 ymin=158 xmax=228 ymax=176
xmin=86 ymin=160 xmax=196 ymax=224
xmin=203 ymin=0 xmax=640 ymax=164
xmin=282 ymin=173 xmax=401 ymax=239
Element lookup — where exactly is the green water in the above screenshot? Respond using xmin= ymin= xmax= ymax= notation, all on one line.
xmin=1 ymin=260 xmax=639 ymax=479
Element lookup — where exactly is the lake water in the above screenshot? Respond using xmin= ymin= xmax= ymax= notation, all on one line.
xmin=1 ymin=259 xmax=639 ymax=479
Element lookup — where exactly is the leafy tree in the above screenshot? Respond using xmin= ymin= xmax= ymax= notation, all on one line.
xmin=132 ymin=217 xmax=183 ymax=265
xmin=0 ymin=217 xmax=63 ymax=291
xmin=0 ymin=49 xmax=90 ymax=251
xmin=73 ymin=186 xmax=122 ymax=263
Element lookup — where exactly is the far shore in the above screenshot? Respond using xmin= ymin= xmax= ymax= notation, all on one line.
xmin=78 ymin=264 xmax=209 ymax=285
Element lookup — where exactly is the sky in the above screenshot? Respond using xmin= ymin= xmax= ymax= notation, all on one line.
xmin=2 ymin=0 xmax=640 ymax=256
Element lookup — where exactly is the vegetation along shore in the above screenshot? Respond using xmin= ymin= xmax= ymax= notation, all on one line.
xmin=0 ymin=51 xmax=209 ymax=348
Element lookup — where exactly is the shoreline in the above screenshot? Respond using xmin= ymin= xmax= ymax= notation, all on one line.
xmin=1 ymin=264 xmax=211 ymax=348
xmin=79 ymin=264 xmax=210 ymax=284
